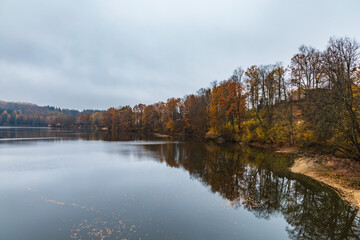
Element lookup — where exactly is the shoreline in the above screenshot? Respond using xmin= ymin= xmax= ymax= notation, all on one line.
xmin=276 ymin=147 xmax=360 ymax=210
xmin=2 ymin=126 xmax=359 ymax=209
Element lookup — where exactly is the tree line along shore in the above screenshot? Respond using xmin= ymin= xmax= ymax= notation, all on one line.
xmin=2 ymin=36 xmax=360 ymax=165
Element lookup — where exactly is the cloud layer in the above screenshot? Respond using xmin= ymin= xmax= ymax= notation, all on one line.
xmin=1 ymin=0 xmax=360 ymax=109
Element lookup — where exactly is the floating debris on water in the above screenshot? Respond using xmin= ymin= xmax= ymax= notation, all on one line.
xmin=23 ymin=185 xmax=140 ymax=239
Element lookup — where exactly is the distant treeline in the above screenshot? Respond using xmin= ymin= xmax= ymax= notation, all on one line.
xmin=2 ymin=36 xmax=360 ymax=161
xmin=0 ymin=101 xmax=102 ymax=127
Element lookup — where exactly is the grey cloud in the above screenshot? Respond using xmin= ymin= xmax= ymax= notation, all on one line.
xmin=1 ymin=0 xmax=360 ymax=109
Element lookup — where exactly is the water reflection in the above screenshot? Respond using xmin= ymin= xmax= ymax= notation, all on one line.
xmin=0 ymin=126 xmax=78 ymax=143
xmin=1 ymin=128 xmax=359 ymax=239
xmin=0 ymin=127 xmax=155 ymax=143
xmin=140 ymin=142 xmax=360 ymax=240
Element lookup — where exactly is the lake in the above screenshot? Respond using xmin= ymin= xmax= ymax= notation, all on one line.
xmin=0 ymin=127 xmax=359 ymax=240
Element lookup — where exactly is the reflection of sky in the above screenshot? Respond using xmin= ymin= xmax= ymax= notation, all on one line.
xmin=0 ymin=140 xmax=288 ymax=240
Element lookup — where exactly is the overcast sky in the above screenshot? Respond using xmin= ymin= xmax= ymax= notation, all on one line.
xmin=1 ymin=0 xmax=360 ymax=110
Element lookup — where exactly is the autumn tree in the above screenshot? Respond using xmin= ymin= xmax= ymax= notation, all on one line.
xmin=321 ymin=37 xmax=360 ymax=160
xmin=164 ymin=98 xmax=183 ymax=134
xmin=90 ymin=112 xmax=101 ymax=127
xmin=183 ymin=89 xmax=210 ymax=136
xmin=142 ymin=105 xmax=160 ymax=132
xmin=77 ymin=112 xmax=90 ymax=127
xmin=208 ymin=71 xmax=246 ymax=140
xmin=244 ymin=65 xmax=276 ymax=141
xmin=101 ymin=108 xmax=120 ymax=132
xmin=291 ymin=45 xmax=323 ymax=99
xmin=133 ymin=103 xmax=146 ymax=129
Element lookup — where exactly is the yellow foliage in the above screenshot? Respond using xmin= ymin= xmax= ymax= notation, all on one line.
xmin=255 ymin=127 xmax=266 ymax=142
xmin=166 ymin=118 xmax=175 ymax=133
xmin=295 ymin=121 xmax=316 ymax=145
xmin=269 ymin=123 xmax=290 ymax=144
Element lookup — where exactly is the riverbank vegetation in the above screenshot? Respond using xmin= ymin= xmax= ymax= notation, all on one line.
xmin=1 ymin=36 xmax=360 ymax=161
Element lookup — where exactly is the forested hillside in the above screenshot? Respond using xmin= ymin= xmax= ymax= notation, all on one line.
xmin=98 ymin=37 xmax=360 ymax=160
xmin=0 ymin=101 xmax=100 ymax=127
xmin=2 ymin=36 xmax=360 ymax=160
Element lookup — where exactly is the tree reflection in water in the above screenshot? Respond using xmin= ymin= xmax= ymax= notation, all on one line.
xmin=140 ymin=141 xmax=360 ymax=240
xmin=1 ymin=127 xmax=359 ymax=239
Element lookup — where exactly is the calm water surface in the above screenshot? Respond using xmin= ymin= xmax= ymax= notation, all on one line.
xmin=0 ymin=127 xmax=359 ymax=240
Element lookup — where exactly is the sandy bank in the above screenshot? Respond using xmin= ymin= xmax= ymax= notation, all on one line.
xmin=153 ymin=133 xmax=170 ymax=138
xmin=290 ymin=155 xmax=360 ymax=210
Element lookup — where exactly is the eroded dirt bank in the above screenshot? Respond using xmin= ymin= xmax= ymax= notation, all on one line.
xmin=289 ymin=154 xmax=360 ymax=210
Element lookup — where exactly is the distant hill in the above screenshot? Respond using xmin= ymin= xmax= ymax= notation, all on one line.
xmin=0 ymin=100 xmax=80 ymax=115
xmin=0 ymin=100 xmax=101 ymax=126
